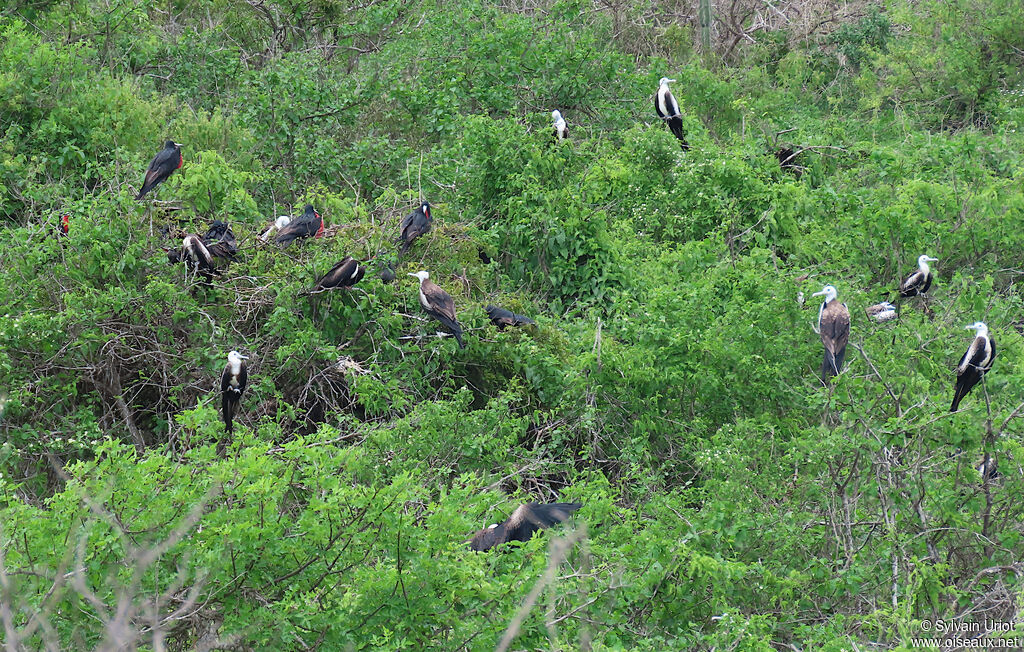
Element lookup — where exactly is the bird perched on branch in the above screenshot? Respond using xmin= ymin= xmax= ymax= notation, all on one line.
xmin=485 ymin=305 xmax=535 ymax=330
xmin=56 ymin=213 xmax=69 ymax=237
xmin=655 ymin=78 xmax=688 ymax=150
xmin=408 ymin=271 xmax=465 ymax=349
xmin=136 ymin=141 xmax=183 ymax=200
xmin=203 ymin=220 xmax=238 ymax=262
xmin=398 ymin=202 xmax=432 ymax=255
xmin=951 ymin=322 xmax=995 ymax=412
xmin=899 ymin=254 xmax=938 ymax=298
xmin=221 ymin=350 xmax=248 ymax=435
xmin=551 ymin=110 xmax=568 ymax=141
xmin=311 ymin=256 xmax=365 ymax=293
xmin=812 ymin=285 xmax=850 ymax=384
xmin=275 ymin=205 xmax=323 ymax=246
xmin=469 ymin=502 xmax=582 ymax=552
xmin=180 ymin=233 xmax=217 ymax=281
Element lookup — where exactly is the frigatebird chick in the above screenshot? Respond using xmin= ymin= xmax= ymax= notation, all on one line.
xmin=812 ymin=285 xmax=850 ymax=384
xmin=275 ymin=205 xmax=323 ymax=246
xmin=655 ymin=78 xmax=688 ymax=150
xmin=469 ymin=502 xmax=582 ymax=552
xmin=551 ymin=110 xmax=568 ymax=141
xmin=978 ymin=455 xmax=999 ymax=482
xmin=866 ymin=301 xmax=898 ymax=323
xmin=136 ymin=141 xmax=183 ymax=200
xmin=408 ymin=271 xmax=465 ymax=349
xmin=951 ymin=322 xmax=995 ymax=412
xmin=221 ymin=350 xmax=248 ymax=435
xmin=485 ymin=305 xmax=535 ymax=331
xmin=180 ymin=234 xmax=217 ymax=280
xmin=899 ymin=255 xmax=938 ymax=298
xmin=259 ymin=216 xmax=291 ymax=242
xmin=398 ymin=202 xmax=432 ymax=255
xmin=312 ymin=256 xmax=365 ymax=292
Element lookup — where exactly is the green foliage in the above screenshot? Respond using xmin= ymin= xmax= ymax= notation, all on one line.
xmin=2 ymin=0 xmax=1024 ymax=649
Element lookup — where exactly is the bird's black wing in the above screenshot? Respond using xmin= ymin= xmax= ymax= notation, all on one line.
xmin=505 ymin=502 xmax=581 ymax=543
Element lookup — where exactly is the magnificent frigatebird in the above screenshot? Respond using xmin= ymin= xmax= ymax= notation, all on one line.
xmin=275 ymin=205 xmax=323 ymax=246
xmin=202 ymin=219 xmax=238 ymax=262
xmin=551 ymin=110 xmax=568 ymax=141
xmin=485 ymin=305 xmax=535 ymax=330
xmin=399 ymin=202 xmax=431 ymax=255
xmin=469 ymin=502 xmax=582 ymax=552
xmin=259 ymin=216 xmax=291 ymax=242
xmin=180 ymin=234 xmax=216 ymax=280
xmin=57 ymin=213 xmax=69 ymax=237
xmin=812 ymin=285 xmax=850 ymax=383
xmin=655 ymin=78 xmax=688 ymax=150
xmin=866 ymin=301 xmax=898 ymax=323
xmin=951 ymin=322 xmax=995 ymax=412
xmin=408 ymin=271 xmax=465 ymax=349
xmin=899 ymin=255 xmax=938 ymax=298
xmin=312 ymin=256 xmax=365 ymax=292
xmin=135 ymin=141 xmax=183 ymax=200
xmin=221 ymin=350 xmax=248 ymax=435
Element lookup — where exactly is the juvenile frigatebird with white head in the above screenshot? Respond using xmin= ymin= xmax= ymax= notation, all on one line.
xmin=551 ymin=110 xmax=568 ymax=141
xmin=275 ymin=205 xmax=323 ymax=246
xmin=180 ymin=233 xmax=216 ymax=281
xmin=866 ymin=301 xmax=898 ymax=323
xmin=408 ymin=271 xmax=465 ymax=349
xmin=260 ymin=216 xmax=292 ymax=242
xmin=655 ymin=78 xmax=688 ymax=150
xmin=899 ymin=254 xmax=938 ymax=298
xmin=812 ymin=285 xmax=850 ymax=383
xmin=951 ymin=322 xmax=995 ymax=412
xmin=221 ymin=350 xmax=249 ymax=434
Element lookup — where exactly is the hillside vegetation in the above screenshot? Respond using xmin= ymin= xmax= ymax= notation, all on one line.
xmin=1 ymin=0 xmax=1023 ymax=648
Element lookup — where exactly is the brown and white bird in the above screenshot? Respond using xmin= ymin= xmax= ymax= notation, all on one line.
xmin=865 ymin=301 xmax=898 ymax=323
xmin=136 ymin=141 xmax=183 ymax=200
xmin=408 ymin=271 xmax=465 ymax=349
xmin=275 ymin=205 xmax=323 ymax=246
xmin=399 ymin=202 xmax=432 ymax=254
xmin=469 ymin=502 xmax=582 ymax=552
xmin=899 ymin=255 xmax=938 ymax=298
xmin=951 ymin=322 xmax=995 ymax=412
xmin=221 ymin=350 xmax=248 ymax=434
xmin=180 ymin=233 xmax=216 ymax=280
xmin=485 ymin=305 xmax=535 ymax=330
xmin=551 ymin=110 xmax=568 ymax=141
xmin=812 ymin=285 xmax=850 ymax=383
xmin=259 ymin=216 xmax=292 ymax=242
xmin=311 ymin=256 xmax=365 ymax=292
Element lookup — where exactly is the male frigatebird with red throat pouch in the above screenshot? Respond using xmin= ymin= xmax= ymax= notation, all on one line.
xmin=275 ymin=205 xmax=324 ymax=246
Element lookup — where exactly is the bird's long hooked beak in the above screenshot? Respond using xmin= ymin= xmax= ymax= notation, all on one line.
xmin=927 ymin=256 xmax=939 ymax=262
xmin=239 ymin=355 xmax=249 ymax=359
xmin=811 ymin=290 xmax=826 ymax=297
xmin=407 ymin=273 xmax=418 ymax=277
xmin=667 ymin=79 xmax=677 ymax=83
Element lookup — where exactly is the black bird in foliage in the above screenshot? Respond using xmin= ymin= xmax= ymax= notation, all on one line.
xmin=899 ymin=255 xmax=938 ymax=298
xmin=398 ymin=202 xmax=432 ymax=254
xmin=312 ymin=256 xmax=365 ymax=292
xmin=485 ymin=305 xmax=535 ymax=330
xmin=378 ymin=263 xmax=397 ymax=284
xmin=951 ymin=322 xmax=995 ymax=412
xmin=408 ymin=271 xmax=465 ymax=349
xmin=655 ymin=78 xmax=688 ymax=150
xmin=135 ymin=141 xmax=183 ymax=200
xmin=469 ymin=502 xmax=582 ymax=552
xmin=221 ymin=350 xmax=248 ymax=435
xmin=203 ymin=220 xmax=238 ymax=262
xmin=275 ymin=205 xmax=323 ymax=246
xmin=812 ymin=285 xmax=850 ymax=384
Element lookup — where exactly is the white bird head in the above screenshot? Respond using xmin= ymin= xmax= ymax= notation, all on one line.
xmin=965 ymin=322 xmax=988 ymax=336
xmin=879 ymin=301 xmax=896 ymax=311
xmin=227 ymin=350 xmax=248 ymax=363
xmin=408 ymin=271 xmax=430 ymax=283
xmin=659 ymin=77 xmax=676 ymax=87
xmin=918 ymin=254 xmax=938 ymax=267
xmin=274 ymin=215 xmax=291 ymax=229
xmin=551 ymin=110 xmax=563 ymax=121
xmin=812 ymin=285 xmax=838 ymax=302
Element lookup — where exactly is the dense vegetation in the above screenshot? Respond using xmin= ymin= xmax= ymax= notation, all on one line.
xmin=1 ymin=0 xmax=1023 ymax=648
